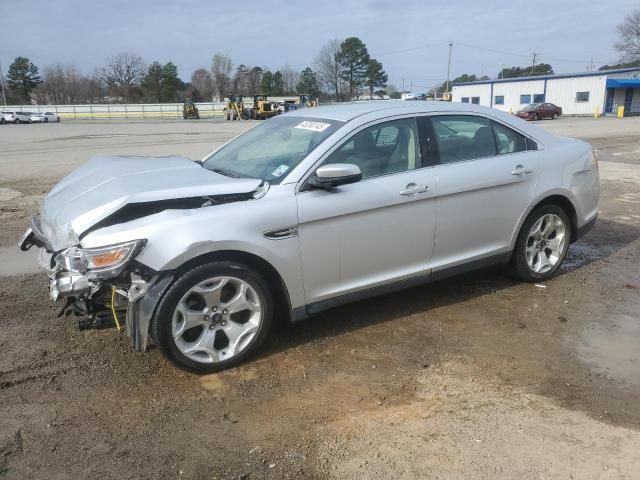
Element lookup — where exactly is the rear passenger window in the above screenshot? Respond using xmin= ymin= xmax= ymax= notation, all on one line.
xmin=431 ymin=115 xmax=497 ymax=164
xmin=492 ymin=122 xmax=527 ymax=154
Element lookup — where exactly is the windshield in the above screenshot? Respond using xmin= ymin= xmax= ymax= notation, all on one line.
xmin=522 ymin=104 xmax=540 ymax=111
xmin=202 ymin=116 xmax=343 ymax=184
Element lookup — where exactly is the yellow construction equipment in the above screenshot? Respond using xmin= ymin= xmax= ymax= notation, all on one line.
xmin=224 ymin=94 xmax=244 ymax=121
xmin=182 ymin=98 xmax=200 ymax=119
xmin=248 ymin=95 xmax=278 ymax=120
xmin=299 ymin=94 xmax=318 ymax=107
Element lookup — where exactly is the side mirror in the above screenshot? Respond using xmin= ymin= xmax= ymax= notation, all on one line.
xmin=307 ymin=163 xmax=362 ymax=190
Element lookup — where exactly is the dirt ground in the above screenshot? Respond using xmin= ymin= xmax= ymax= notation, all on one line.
xmin=0 ymin=116 xmax=639 ymax=479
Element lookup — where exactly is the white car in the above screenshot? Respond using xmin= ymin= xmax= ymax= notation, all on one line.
xmin=29 ymin=112 xmax=61 ymax=123
xmin=1 ymin=111 xmax=31 ymax=124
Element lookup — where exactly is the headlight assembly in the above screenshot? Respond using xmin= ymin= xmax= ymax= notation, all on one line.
xmin=57 ymin=240 xmax=146 ymax=277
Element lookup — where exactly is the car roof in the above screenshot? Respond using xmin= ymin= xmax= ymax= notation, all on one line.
xmin=284 ymin=100 xmax=501 ymax=122
xmin=284 ymin=100 xmax=558 ymax=145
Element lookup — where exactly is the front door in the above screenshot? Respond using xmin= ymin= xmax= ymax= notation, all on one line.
xmin=624 ymin=88 xmax=634 ymax=115
xmin=605 ymin=88 xmax=614 ymax=113
xmin=428 ymin=115 xmax=539 ymax=273
xmin=296 ymin=117 xmax=436 ymax=305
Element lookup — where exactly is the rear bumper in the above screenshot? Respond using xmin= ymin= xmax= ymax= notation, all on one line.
xmin=576 ymin=214 xmax=597 ymax=240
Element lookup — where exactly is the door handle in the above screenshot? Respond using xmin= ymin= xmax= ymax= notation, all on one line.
xmin=400 ymin=183 xmax=430 ymax=196
xmin=511 ymin=165 xmax=534 ymax=176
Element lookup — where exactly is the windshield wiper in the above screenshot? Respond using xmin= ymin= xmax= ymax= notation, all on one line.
xmin=211 ymin=168 xmax=241 ymax=178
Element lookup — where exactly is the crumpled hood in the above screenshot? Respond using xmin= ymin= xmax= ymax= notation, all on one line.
xmin=39 ymin=155 xmax=262 ymax=251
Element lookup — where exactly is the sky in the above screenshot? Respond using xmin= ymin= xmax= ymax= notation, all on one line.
xmin=0 ymin=0 xmax=637 ymax=91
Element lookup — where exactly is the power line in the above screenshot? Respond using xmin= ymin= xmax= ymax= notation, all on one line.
xmin=377 ymin=41 xmax=450 ymax=57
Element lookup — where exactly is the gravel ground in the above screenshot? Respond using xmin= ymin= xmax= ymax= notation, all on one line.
xmin=0 ymin=116 xmax=639 ymax=479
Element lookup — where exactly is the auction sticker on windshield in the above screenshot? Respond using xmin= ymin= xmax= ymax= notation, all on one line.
xmin=295 ymin=121 xmax=331 ymax=132
xmin=271 ymin=165 xmax=290 ymax=178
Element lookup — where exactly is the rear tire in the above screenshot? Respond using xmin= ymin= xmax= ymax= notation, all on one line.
xmin=552 ymin=113 xmax=559 ymax=120
xmin=510 ymin=204 xmax=571 ymax=283
xmin=151 ymin=261 xmax=274 ymax=374
xmin=15 ymin=119 xmax=20 ymax=124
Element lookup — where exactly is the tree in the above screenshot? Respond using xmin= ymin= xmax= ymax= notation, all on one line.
xmin=191 ymin=68 xmax=214 ymax=101
xmin=211 ymin=52 xmax=233 ymax=100
xmin=249 ymin=66 xmax=263 ymax=94
xmin=296 ymin=67 xmax=319 ymax=95
xmin=96 ymin=52 xmax=145 ymax=88
xmin=261 ymin=70 xmax=274 ymax=95
xmin=272 ymin=71 xmax=284 ymax=95
xmin=315 ymin=39 xmax=343 ymax=101
xmin=160 ymin=62 xmax=180 ymax=101
xmin=364 ymin=59 xmax=387 ymax=99
xmin=498 ymin=64 xmax=553 ymax=79
xmin=337 ymin=37 xmax=370 ymax=100
xmin=141 ymin=61 xmax=180 ymax=102
xmin=437 ymin=74 xmax=486 ymax=94
xmin=6 ymin=57 xmax=41 ymax=102
xmin=386 ymin=84 xmax=401 ymax=99
xmin=615 ymin=9 xmax=640 ymax=61
xmin=279 ymin=66 xmax=299 ymax=95
xmin=35 ymin=63 xmax=103 ymax=104
xmin=599 ymin=59 xmax=640 ymax=70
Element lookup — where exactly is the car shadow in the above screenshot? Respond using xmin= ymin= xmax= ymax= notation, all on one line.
xmin=260 ymin=217 xmax=640 ymax=358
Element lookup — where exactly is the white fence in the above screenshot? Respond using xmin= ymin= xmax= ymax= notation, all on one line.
xmin=4 ymin=102 xmax=229 ymax=120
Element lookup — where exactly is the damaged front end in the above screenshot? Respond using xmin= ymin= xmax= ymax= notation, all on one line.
xmin=18 ymin=154 xmax=269 ymax=352
xmin=20 ymin=216 xmax=171 ymax=350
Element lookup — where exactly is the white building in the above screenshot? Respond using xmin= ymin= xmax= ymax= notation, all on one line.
xmin=451 ymin=67 xmax=640 ymax=116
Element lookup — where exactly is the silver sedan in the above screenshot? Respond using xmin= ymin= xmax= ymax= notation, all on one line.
xmin=20 ymin=102 xmax=599 ymax=373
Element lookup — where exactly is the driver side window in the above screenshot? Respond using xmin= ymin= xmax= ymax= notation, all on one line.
xmin=324 ymin=118 xmax=420 ymax=179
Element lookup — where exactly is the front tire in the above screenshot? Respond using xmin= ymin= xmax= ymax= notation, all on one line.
xmin=151 ymin=261 xmax=274 ymax=374
xmin=44 ymin=117 xmax=49 ymax=123
xmin=510 ymin=204 xmax=571 ymax=282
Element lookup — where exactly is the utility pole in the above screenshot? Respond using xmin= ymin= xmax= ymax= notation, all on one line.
xmin=531 ymin=53 xmax=540 ymax=75
xmin=402 ymin=78 xmax=405 ymax=93
xmin=446 ymin=41 xmax=453 ymax=96
xmin=0 ymin=64 xmax=7 ymax=106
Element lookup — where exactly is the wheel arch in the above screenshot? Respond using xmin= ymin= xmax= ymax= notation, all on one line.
xmin=510 ymin=193 xmax=580 ymax=251
xmin=173 ymin=249 xmax=293 ymax=324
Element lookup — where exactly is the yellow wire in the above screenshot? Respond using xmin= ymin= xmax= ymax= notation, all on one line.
xmin=111 ymin=287 xmax=122 ymax=331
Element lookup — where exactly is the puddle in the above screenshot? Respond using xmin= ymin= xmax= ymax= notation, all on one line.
xmin=579 ymin=315 xmax=640 ymax=387
xmin=0 ymin=246 xmax=41 ymax=276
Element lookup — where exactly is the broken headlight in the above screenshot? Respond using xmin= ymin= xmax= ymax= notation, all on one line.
xmin=56 ymin=240 xmax=146 ymax=277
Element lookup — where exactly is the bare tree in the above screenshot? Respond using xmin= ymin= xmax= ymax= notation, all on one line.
xmin=191 ymin=68 xmax=214 ymax=100
xmin=279 ymin=66 xmax=299 ymax=95
xmin=615 ymin=9 xmax=640 ymax=61
xmin=96 ymin=52 xmax=145 ymax=87
xmin=211 ymin=52 xmax=233 ymax=100
xmin=35 ymin=64 xmax=104 ymax=104
xmin=315 ymin=39 xmax=343 ymax=101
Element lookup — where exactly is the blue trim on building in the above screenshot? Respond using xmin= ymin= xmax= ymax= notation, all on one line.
xmin=452 ymin=67 xmax=640 ymax=87
xmin=606 ymin=79 xmax=640 ymax=88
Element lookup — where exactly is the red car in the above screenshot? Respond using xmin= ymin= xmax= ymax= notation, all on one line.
xmin=516 ymin=103 xmax=562 ymax=120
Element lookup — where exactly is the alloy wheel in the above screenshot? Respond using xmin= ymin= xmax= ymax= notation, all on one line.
xmin=525 ymin=213 xmax=567 ymax=273
xmin=171 ymin=276 xmax=262 ymax=364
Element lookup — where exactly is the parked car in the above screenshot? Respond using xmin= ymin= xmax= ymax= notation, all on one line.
xmin=1 ymin=111 xmax=31 ymax=124
xmin=19 ymin=102 xmax=599 ymax=373
xmin=29 ymin=112 xmax=61 ymax=123
xmin=516 ymin=103 xmax=562 ymax=121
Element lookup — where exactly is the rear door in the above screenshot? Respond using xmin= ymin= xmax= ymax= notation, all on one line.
xmin=428 ymin=115 xmax=539 ymax=274
xmin=296 ymin=116 xmax=437 ymax=305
